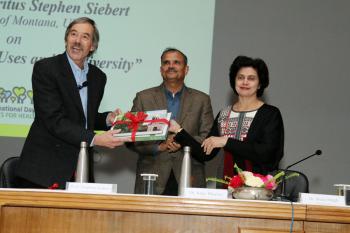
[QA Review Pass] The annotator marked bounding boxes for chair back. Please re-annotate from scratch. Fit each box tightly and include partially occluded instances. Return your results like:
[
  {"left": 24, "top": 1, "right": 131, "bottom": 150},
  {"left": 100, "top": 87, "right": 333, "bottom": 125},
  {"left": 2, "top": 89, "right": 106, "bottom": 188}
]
[
  {"left": 0, "top": 157, "right": 20, "bottom": 188},
  {"left": 273, "top": 169, "right": 309, "bottom": 202}
]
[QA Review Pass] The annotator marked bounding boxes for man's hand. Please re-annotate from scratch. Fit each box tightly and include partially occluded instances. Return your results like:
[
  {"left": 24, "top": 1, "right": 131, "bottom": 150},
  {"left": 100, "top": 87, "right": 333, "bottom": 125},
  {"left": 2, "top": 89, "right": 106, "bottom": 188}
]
[
  {"left": 201, "top": 136, "right": 228, "bottom": 155},
  {"left": 166, "top": 134, "right": 182, "bottom": 152},
  {"left": 94, "top": 129, "right": 131, "bottom": 149},
  {"left": 158, "top": 134, "right": 181, "bottom": 153},
  {"left": 107, "top": 108, "right": 122, "bottom": 126}
]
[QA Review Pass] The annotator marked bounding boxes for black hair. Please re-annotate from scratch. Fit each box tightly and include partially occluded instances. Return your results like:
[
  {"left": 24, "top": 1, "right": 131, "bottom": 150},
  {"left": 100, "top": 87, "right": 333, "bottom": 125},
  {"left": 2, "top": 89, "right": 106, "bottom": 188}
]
[
  {"left": 229, "top": 55, "right": 269, "bottom": 97},
  {"left": 161, "top": 47, "right": 188, "bottom": 65}
]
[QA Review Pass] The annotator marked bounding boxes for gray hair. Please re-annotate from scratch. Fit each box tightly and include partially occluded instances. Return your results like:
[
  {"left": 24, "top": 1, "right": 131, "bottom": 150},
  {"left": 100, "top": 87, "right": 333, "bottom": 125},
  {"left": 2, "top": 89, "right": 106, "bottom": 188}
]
[{"left": 64, "top": 17, "right": 99, "bottom": 57}]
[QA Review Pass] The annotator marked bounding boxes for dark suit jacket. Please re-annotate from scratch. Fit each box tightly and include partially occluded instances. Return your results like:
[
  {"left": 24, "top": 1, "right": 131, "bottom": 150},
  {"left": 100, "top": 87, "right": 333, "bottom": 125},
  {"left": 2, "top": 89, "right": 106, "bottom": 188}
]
[
  {"left": 16, "top": 53, "right": 109, "bottom": 188},
  {"left": 129, "top": 84, "right": 214, "bottom": 194}
]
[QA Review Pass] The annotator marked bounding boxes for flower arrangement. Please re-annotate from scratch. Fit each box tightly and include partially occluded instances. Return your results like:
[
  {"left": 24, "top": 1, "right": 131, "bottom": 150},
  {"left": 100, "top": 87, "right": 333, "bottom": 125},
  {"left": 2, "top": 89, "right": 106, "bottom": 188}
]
[{"left": 207, "top": 164, "right": 298, "bottom": 191}]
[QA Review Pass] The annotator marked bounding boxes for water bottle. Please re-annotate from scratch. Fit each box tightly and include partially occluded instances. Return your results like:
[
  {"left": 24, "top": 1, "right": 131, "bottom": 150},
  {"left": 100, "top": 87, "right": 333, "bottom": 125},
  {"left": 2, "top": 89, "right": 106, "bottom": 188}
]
[
  {"left": 75, "top": 141, "right": 89, "bottom": 183},
  {"left": 178, "top": 146, "right": 191, "bottom": 196}
]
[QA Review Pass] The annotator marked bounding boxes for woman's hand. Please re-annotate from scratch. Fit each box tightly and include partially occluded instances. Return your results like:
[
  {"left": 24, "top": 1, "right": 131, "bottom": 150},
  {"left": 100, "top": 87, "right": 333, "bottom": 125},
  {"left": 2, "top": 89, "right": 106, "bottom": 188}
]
[
  {"left": 168, "top": 119, "right": 181, "bottom": 133},
  {"left": 201, "top": 136, "right": 228, "bottom": 155}
]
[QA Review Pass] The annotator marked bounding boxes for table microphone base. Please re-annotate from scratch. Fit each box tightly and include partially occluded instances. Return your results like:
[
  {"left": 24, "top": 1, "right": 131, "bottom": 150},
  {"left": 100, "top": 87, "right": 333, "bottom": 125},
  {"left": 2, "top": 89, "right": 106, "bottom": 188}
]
[{"left": 273, "top": 195, "right": 292, "bottom": 202}]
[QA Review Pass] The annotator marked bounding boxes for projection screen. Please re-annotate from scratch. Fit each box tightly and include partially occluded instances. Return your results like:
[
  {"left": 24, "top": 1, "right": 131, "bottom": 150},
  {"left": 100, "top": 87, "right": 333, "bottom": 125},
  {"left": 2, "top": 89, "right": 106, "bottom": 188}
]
[{"left": 0, "top": 0, "right": 215, "bottom": 137}]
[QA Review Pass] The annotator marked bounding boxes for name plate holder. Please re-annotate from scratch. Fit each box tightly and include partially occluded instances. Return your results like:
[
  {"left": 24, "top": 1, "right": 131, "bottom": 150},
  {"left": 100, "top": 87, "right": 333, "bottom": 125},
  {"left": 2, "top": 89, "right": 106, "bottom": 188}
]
[
  {"left": 183, "top": 188, "right": 229, "bottom": 200},
  {"left": 299, "top": 193, "right": 345, "bottom": 206},
  {"left": 66, "top": 182, "right": 117, "bottom": 194}
]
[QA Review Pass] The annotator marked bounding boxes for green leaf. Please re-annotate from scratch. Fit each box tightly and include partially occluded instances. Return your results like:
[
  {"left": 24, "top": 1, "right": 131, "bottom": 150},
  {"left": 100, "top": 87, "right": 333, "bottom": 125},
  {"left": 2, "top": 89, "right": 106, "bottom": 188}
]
[
  {"left": 234, "top": 163, "right": 243, "bottom": 174},
  {"left": 206, "top": 177, "right": 229, "bottom": 185}
]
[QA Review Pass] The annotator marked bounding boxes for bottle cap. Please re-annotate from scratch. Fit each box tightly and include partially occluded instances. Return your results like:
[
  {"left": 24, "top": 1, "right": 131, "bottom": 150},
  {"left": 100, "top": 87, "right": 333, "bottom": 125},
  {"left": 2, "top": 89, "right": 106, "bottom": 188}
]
[
  {"left": 184, "top": 146, "right": 191, "bottom": 153},
  {"left": 80, "top": 141, "right": 88, "bottom": 148}
]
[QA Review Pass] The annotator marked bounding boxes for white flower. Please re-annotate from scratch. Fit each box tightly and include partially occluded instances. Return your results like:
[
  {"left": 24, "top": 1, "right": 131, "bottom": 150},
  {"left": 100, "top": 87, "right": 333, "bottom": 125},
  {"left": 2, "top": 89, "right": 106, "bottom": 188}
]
[
  {"left": 243, "top": 171, "right": 264, "bottom": 187},
  {"left": 242, "top": 171, "right": 254, "bottom": 177}
]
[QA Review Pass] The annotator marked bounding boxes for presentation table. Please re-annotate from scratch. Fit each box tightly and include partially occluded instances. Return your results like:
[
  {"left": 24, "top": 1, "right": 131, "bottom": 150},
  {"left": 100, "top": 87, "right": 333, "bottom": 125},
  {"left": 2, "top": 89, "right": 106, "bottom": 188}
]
[{"left": 0, "top": 189, "right": 349, "bottom": 233}]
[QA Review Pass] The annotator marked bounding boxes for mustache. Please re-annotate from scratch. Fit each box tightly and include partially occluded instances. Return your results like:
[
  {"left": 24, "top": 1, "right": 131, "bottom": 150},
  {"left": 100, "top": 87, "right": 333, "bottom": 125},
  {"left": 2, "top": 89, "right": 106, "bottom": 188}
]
[
  {"left": 72, "top": 42, "right": 82, "bottom": 48},
  {"left": 166, "top": 68, "right": 176, "bottom": 72}
]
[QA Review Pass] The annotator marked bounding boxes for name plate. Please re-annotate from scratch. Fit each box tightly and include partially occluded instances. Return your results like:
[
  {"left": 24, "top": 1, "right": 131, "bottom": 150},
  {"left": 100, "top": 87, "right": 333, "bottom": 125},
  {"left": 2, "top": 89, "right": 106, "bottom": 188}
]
[
  {"left": 66, "top": 182, "right": 117, "bottom": 194},
  {"left": 299, "top": 193, "right": 345, "bottom": 206},
  {"left": 183, "top": 188, "right": 228, "bottom": 200}
]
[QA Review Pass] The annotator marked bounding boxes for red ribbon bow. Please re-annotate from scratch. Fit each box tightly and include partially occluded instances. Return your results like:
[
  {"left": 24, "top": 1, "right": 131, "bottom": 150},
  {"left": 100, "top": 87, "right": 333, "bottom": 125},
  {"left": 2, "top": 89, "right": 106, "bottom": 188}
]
[{"left": 124, "top": 112, "right": 148, "bottom": 141}]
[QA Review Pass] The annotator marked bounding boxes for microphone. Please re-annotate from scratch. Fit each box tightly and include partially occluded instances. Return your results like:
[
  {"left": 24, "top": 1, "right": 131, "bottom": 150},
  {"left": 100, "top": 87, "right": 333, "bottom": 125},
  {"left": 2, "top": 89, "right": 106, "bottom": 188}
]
[
  {"left": 279, "top": 149, "right": 322, "bottom": 201},
  {"left": 78, "top": 81, "right": 88, "bottom": 90},
  {"left": 285, "top": 149, "right": 322, "bottom": 170}
]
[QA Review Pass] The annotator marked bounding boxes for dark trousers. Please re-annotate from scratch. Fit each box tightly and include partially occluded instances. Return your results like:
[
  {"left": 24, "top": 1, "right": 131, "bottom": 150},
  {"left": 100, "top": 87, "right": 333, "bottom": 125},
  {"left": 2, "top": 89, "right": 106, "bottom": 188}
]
[{"left": 162, "top": 169, "right": 178, "bottom": 196}]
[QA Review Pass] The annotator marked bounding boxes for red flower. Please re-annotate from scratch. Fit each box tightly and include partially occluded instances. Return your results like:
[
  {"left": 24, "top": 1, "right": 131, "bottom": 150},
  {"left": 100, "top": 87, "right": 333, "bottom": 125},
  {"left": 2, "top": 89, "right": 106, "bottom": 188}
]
[{"left": 229, "top": 175, "right": 244, "bottom": 188}]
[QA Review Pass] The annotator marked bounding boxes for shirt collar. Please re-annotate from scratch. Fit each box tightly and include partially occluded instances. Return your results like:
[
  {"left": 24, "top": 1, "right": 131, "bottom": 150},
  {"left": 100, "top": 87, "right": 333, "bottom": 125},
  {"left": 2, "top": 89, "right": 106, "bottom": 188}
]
[
  {"left": 66, "top": 52, "right": 89, "bottom": 74},
  {"left": 163, "top": 85, "right": 185, "bottom": 98}
]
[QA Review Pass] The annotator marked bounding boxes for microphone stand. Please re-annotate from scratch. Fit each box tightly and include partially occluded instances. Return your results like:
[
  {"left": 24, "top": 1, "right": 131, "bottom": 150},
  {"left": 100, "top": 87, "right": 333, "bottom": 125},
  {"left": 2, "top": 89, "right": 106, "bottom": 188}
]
[
  {"left": 276, "top": 172, "right": 290, "bottom": 201},
  {"left": 277, "top": 150, "right": 322, "bottom": 202}
]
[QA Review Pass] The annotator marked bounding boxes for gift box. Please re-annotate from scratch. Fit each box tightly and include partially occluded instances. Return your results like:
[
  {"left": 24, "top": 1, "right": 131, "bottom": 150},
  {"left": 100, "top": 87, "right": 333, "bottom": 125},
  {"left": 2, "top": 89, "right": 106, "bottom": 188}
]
[{"left": 111, "top": 110, "right": 171, "bottom": 141}]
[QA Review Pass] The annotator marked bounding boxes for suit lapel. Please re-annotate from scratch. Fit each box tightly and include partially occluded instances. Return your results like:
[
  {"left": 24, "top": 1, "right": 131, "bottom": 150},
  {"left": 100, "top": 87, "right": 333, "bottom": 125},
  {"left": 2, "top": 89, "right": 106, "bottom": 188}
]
[
  {"left": 59, "top": 54, "right": 85, "bottom": 122},
  {"left": 153, "top": 85, "right": 167, "bottom": 110},
  {"left": 177, "top": 87, "right": 192, "bottom": 125}
]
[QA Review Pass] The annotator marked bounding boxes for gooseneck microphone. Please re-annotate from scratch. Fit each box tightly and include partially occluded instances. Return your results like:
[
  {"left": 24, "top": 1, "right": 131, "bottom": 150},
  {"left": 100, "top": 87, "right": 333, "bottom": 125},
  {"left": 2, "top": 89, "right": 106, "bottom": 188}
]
[
  {"left": 279, "top": 149, "right": 322, "bottom": 201},
  {"left": 285, "top": 149, "right": 322, "bottom": 170},
  {"left": 78, "top": 81, "right": 88, "bottom": 90}
]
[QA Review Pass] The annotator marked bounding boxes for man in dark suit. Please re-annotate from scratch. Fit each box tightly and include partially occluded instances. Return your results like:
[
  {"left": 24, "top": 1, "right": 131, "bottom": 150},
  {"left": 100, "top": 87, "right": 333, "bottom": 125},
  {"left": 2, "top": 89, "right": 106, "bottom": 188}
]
[
  {"left": 129, "top": 48, "right": 214, "bottom": 195},
  {"left": 16, "top": 17, "right": 130, "bottom": 189}
]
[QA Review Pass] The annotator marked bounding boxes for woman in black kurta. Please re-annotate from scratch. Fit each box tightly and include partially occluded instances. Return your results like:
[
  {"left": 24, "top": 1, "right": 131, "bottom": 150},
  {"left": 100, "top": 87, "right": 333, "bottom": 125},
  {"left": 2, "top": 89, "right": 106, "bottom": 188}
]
[{"left": 171, "top": 55, "right": 284, "bottom": 176}]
